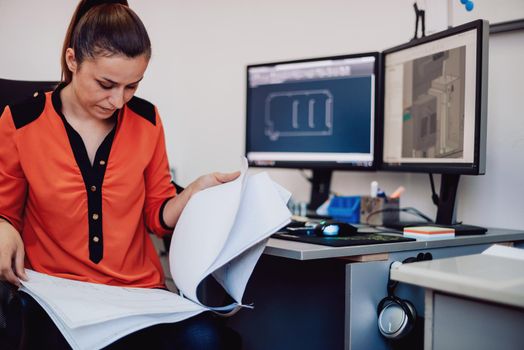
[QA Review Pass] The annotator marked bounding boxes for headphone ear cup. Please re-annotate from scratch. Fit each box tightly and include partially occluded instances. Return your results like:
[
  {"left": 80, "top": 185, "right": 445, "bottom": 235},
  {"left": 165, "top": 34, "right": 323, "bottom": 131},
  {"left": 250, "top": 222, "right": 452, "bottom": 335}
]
[
  {"left": 377, "top": 296, "right": 416, "bottom": 340},
  {"left": 398, "top": 299, "right": 416, "bottom": 336},
  {"left": 376, "top": 295, "right": 392, "bottom": 316}
]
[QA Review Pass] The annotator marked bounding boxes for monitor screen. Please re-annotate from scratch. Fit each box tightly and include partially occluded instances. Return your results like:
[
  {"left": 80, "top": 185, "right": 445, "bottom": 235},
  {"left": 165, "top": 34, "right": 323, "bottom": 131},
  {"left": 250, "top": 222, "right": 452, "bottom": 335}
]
[
  {"left": 381, "top": 20, "right": 488, "bottom": 175},
  {"left": 246, "top": 52, "right": 379, "bottom": 170}
]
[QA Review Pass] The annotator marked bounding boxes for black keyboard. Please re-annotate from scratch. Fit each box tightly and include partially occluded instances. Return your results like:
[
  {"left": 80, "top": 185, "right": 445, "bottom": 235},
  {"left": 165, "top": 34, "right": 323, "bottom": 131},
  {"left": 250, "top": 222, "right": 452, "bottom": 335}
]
[
  {"left": 383, "top": 222, "right": 487, "bottom": 236},
  {"left": 443, "top": 224, "right": 487, "bottom": 236},
  {"left": 272, "top": 232, "right": 415, "bottom": 247}
]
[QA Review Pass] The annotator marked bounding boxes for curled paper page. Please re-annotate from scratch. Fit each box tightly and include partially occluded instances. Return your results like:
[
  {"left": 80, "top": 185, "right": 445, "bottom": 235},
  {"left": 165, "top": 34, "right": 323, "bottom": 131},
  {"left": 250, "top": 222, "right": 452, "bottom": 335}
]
[
  {"left": 169, "top": 158, "right": 248, "bottom": 303},
  {"left": 209, "top": 173, "right": 292, "bottom": 304},
  {"left": 170, "top": 159, "right": 291, "bottom": 306}
]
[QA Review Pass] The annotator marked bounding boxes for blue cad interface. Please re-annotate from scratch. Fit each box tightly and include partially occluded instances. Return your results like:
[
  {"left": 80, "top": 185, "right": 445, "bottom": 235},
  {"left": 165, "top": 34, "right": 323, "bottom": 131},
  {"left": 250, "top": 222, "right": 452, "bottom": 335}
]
[{"left": 248, "top": 76, "right": 372, "bottom": 154}]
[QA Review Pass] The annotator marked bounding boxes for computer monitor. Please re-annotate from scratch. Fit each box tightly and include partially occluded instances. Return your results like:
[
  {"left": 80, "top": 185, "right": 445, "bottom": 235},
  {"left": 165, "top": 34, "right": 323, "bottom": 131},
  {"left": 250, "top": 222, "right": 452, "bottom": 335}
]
[
  {"left": 246, "top": 53, "right": 379, "bottom": 210},
  {"left": 381, "top": 20, "right": 489, "bottom": 225}
]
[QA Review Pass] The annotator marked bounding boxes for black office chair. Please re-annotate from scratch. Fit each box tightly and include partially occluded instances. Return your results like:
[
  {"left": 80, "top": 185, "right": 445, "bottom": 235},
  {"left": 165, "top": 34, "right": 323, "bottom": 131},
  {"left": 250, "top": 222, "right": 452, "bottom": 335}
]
[
  {"left": 0, "top": 78, "right": 242, "bottom": 350},
  {"left": 0, "top": 78, "right": 58, "bottom": 113}
]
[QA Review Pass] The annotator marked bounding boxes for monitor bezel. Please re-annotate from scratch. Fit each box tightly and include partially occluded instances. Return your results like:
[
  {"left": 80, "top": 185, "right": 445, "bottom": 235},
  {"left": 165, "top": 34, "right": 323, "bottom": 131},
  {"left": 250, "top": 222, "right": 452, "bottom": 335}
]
[
  {"left": 379, "top": 19, "right": 488, "bottom": 175},
  {"left": 245, "top": 51, "right": 381, "bottom": 172}
]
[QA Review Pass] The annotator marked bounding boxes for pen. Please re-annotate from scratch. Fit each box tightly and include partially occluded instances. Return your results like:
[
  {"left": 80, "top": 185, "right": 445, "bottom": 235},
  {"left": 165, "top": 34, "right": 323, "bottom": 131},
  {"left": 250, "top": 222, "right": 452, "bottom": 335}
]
[{"left": 390, "top": 186, "right": 405, "bottom": 199}]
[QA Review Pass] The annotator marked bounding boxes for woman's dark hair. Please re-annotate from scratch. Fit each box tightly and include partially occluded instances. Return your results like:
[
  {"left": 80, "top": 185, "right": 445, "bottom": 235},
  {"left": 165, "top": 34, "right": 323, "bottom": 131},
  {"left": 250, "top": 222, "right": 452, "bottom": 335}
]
[{"left": 61, "top": 0, "right": 151, "bottom": 83}]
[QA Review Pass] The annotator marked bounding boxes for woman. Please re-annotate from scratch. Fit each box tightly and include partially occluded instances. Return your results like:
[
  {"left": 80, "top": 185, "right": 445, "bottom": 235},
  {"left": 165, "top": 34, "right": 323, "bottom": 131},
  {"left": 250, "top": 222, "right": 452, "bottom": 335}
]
[{"left": 0, "top": 0, "right": 239, "bottom": 348}]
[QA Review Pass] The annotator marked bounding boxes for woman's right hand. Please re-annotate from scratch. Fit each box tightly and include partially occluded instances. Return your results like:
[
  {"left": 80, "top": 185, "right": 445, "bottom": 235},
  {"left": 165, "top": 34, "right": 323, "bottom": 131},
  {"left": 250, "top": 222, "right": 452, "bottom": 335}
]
[{"left": 0, "top": 219, "right": 27, "bottom": 287}]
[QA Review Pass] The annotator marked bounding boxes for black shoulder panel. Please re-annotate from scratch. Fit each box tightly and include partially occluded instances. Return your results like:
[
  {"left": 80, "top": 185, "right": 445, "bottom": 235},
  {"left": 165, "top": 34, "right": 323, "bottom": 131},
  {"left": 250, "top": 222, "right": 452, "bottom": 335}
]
[
  {"left": 127, "top": 96, "right": 156, "bottom": 125},
  {"left": 10, "top": 92, "right": 46, "bottom": 129}
]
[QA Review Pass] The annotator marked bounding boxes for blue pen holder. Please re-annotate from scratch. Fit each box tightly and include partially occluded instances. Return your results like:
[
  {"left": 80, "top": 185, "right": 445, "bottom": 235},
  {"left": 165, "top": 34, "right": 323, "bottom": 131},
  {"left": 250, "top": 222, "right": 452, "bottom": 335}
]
[{"left": 327, "top": 196, "right": 361, "bottom": 223}]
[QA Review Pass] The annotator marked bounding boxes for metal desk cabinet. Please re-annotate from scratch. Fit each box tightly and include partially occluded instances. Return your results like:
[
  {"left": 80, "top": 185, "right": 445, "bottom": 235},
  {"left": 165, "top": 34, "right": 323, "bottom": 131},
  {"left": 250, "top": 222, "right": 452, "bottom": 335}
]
[{"left": 226, "top": 229, "right": 524, "bottom": 350}]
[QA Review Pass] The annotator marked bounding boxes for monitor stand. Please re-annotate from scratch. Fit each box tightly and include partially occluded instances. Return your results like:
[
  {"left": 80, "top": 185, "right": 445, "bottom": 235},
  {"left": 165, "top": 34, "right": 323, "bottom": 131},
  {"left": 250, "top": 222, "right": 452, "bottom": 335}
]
[
  {"left": 434, "top": 174, "right": 487, "bottom": 234},
  {"left": 435, "top": 173, "right": 460, "bottom": 225},
  {"left": 308, "top": 169, "right": 333, "bottom": 212}
]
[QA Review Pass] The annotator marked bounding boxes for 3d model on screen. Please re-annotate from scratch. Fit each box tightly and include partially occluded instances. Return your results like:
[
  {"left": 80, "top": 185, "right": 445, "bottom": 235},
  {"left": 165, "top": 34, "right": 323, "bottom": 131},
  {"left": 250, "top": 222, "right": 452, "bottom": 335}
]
[{"left": 402, "top": 46, "right": 466, "bottom": 159}]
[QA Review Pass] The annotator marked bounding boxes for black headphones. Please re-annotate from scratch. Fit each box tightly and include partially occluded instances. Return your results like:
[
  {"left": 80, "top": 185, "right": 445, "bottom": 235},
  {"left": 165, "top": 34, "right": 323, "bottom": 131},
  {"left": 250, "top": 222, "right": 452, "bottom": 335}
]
[{"left": 377, "top": 253, "right": 432, "bottom": 340}]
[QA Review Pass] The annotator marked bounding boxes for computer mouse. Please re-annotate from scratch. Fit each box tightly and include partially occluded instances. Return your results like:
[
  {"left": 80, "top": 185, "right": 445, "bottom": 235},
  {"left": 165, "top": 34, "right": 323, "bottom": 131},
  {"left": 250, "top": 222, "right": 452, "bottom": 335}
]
[{"left": 313, "top": 220, "right": 358, "bottom": 237}]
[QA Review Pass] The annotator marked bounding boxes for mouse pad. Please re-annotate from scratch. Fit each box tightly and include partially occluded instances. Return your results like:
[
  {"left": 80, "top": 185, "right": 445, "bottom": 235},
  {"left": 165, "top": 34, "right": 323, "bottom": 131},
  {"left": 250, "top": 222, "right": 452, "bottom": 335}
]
[{"left": 272, "top": 233, "right": 415, "bottom": 247}]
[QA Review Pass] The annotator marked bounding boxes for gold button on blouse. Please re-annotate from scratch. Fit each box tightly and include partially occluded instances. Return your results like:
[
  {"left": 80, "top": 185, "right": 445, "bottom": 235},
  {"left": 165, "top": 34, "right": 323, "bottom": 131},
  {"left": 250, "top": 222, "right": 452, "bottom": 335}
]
[
  {"left": 90, "top": 185, "right": 97, "bottom": 192},
  {"left": 93, "top": 236, "right": 100, "bottom": 243},
  {"left": 99, "top": 160, "right": 106, "bottom": 166},
  {"left": 92, "top": 213, "right": 99, "bottom": 220}
]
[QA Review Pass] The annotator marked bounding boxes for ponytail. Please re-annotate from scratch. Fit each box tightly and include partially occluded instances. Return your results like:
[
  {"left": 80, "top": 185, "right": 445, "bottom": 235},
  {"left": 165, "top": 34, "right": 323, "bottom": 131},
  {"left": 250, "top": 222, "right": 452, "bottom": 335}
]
[{"left": 61, "top": 0, "right": 151, "bottom": 83}]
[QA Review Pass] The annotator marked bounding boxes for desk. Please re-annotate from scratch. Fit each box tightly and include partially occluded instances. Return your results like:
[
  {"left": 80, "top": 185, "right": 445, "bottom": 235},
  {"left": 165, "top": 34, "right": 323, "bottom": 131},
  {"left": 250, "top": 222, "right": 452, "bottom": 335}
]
[
  {"left": 391, "top": 248, "right": 524, "bottom": 350},
  {"left": 226, "top": 228, "right": 524, "bottom": 350}
]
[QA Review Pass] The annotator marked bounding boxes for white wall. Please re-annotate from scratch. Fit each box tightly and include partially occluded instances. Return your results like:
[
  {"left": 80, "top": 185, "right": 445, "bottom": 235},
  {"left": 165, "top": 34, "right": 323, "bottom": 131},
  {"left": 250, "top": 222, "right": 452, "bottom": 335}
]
[
  {"left": 450, "top": 0, "right": 524, "bottom": 26},
  {"left": 1, "top": 0, "right": 523, "bottom": 229}
]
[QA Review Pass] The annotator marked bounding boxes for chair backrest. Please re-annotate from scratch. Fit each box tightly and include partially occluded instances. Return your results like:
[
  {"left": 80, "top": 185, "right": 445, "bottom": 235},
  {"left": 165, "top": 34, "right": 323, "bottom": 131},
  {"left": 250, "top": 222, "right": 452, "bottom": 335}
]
[{"left": 0, "top": 78, "right": 58, "bottom": 113}]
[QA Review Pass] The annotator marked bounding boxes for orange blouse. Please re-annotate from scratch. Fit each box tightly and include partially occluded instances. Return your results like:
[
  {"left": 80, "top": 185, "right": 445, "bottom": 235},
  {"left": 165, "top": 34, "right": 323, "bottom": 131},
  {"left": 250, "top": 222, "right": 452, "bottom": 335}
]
[{"left": 0, "top": 84, "right": 176, "bottom": 288}]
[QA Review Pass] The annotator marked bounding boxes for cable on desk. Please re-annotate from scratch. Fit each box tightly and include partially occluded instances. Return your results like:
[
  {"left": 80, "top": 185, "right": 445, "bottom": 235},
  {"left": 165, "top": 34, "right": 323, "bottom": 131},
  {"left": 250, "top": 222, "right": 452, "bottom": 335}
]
[{"left": 365, "top": 207, "right": 434, "bottom": 226}]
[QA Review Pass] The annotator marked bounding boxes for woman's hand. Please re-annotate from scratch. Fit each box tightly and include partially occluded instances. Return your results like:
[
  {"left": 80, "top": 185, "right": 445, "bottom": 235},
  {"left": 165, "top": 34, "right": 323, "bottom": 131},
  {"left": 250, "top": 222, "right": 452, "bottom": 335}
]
[
  {"left": 188, "top": 171, "right": 241, "bottom": 195},
  {"left": 0, "top": 219, "right": 27, "bottom": 287},
  {"left": 162, "top": 171, "right": 240, "bottom": 229}
]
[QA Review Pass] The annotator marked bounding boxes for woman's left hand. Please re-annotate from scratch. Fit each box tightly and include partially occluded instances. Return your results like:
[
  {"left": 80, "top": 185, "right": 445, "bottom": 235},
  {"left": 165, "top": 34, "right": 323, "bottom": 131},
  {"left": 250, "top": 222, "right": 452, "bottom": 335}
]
[
  {"left": 188, "top": 171, "right": 241, "bottom": 195},
  {"left": 162, "top": 171, "right": 241, "bottom": 228}
]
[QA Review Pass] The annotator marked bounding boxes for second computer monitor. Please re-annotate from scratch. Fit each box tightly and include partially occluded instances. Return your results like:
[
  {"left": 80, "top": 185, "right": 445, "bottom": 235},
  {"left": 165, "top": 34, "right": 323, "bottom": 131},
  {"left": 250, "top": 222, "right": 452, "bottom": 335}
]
[
  {"left": 380, "top": 20, "right": 489, "bottom": 225},
  {"left": 381, "top": 20, "right": 488, "bottom": 175}
]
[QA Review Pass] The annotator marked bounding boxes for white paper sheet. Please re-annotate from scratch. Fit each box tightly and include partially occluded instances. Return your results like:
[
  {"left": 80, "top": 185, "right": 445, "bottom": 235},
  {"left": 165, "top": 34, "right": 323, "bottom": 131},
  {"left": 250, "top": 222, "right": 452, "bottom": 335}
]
[
  {"left": 21, "top": 270, "right": 204, "bottom": 328},
  {"left": 208, "top": 173, "right": 291, "bottom": 302},
  {"left": 169, "top": 159, "right": 248, "bottom": 302},
  {"left": 170, "top": 164, "right": 291, "bottom": 304},
  {"left": 21, "top": 270, "right": 206, "bottom": 350},
  {"left": 212, "top": 240, "right": 268, "bottom": 303},
  {"left": 207, "top": 173, "right": 291, "bottom": 274}
]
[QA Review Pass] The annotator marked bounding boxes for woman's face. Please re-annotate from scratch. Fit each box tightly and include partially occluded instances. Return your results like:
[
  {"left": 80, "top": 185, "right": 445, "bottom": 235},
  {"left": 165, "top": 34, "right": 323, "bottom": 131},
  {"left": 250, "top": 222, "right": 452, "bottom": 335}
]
[{"left": 66, "top": 49, "right": 149, "bottom": 120}]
